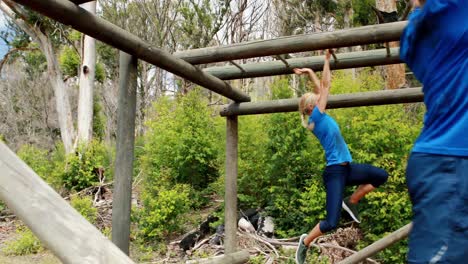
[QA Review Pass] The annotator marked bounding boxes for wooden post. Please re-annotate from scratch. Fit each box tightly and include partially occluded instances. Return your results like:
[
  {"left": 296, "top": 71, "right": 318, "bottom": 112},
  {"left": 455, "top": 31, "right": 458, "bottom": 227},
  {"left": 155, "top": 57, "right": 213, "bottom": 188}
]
[
  {"left": 204, "top": 48, "right": 401, "bottom": 80},
  {"left": 174, "top": 22, "right": 407, "bottom": 65},
  {"left": 225, "top": 115, "right": 238, "bottom": 254},
  {"left": 337, "top": 223, "right": 412, "bottom": 264},
  {"left": 13, "top": 0, "right": 250, "bottom": 102},
  {"left": 0, "top": 143, "right": 135, "bottom": 264},
  {"left": 111, "top": 52, "right": 138, "bottom": 254},
  {"left": 220, "top": 88, "right": 424, "bottom": 116}
]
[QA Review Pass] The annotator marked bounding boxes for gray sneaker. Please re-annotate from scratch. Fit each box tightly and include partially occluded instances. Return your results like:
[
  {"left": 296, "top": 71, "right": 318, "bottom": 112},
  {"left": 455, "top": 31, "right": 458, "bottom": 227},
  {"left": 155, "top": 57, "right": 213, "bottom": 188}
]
[
  {"left": 295, "top": 234, "right": 308, "bottom": 264},
  {"left": 342, "top": 196, "right": 361, "bottom": 223}
]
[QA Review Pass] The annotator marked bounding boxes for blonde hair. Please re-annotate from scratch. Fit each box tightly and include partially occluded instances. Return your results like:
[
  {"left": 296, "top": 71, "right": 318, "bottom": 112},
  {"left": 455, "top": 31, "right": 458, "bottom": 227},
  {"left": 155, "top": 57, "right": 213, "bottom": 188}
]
[{"left": 298, "top": 92, "right": 319, "bottom": 128}]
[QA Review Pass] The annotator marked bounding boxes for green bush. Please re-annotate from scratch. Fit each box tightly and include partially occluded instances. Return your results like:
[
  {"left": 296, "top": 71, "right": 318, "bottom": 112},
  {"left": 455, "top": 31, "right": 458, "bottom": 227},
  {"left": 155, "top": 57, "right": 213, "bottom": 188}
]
[
  {"left": 59, "top": 46, "right": 80, "bottom": 78},
  {"left": 17, "top": 144, "right": 53, "bottom": 181},
  {"left": 17, "top": 143, "right": 64, "bottom": 190},
  {"left": 70, "top": 195, "right": 98, "bottom": 224},
  {"left": 61, "top": 140, "right": 111, "bottom": 191},
  {"left": 136, "top": 184, "right": 190, "bottom": 241},
  {"left": 142, "top": 88, "right": 223, "bottom": 192},
  {"left": 2, "top": 227, "right": 43, "bottom": 255}
]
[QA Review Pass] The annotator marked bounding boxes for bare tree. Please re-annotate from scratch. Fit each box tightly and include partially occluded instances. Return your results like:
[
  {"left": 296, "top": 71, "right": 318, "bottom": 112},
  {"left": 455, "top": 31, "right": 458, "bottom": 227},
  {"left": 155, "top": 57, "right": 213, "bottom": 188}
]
[
  {"left": 0, "top": 0, "right": 76, "bottom": 153},
  {"left": 0, "top": 61, "right": 56, "bottom": 151}
]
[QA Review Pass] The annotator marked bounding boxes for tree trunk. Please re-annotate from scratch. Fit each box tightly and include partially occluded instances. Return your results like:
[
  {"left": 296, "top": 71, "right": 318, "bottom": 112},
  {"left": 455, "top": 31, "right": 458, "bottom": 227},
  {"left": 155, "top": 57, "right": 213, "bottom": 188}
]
[
  {"left": 0, "top": 1, "right": 75, "bottom": 153},
  {"left": 376, "top": 0, "right": 406, "bottom": 89},
  {"left": 77, "top": 1, "right": 97, "bottom": 145}
]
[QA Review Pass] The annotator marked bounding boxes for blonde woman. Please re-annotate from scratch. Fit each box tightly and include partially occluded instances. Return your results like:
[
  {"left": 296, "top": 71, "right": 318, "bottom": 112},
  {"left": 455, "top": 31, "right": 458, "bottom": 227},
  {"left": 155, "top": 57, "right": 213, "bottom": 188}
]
[{"left": 294, "top": 50, "right": 389, "bottom": 264}]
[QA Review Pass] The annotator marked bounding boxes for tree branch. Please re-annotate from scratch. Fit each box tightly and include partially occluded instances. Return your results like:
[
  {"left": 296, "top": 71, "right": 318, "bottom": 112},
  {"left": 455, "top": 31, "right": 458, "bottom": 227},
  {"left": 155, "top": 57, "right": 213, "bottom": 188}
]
[{"left": 0, "top": 47, "right": 39, "bottom": 73}]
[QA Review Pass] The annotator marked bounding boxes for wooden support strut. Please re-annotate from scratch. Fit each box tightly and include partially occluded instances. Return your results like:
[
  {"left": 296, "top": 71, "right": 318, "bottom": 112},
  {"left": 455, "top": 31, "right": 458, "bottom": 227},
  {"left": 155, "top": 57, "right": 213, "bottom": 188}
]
[
  {"left": 337, "top": 223, "right": 412, "bottom": 264},
  {"left": 204, "top": 48, "right": 401, "bottom": 80},
  {"left": 275, "top": 55, "right": 290, "bottom": 68},
  {"left": 220, "top": 88, "right": 423, "bottom": 116},
  {"left": 12, "top": 0, "right": 250, "bottom": 102},
  {"left": 174, "top": 21, "right": 407, "bottom": 65},
  {"left": 229, "top": 60, "right": 246, "bottom": 73},
  {"left": 0, "top": 143, "right": 135, "bottom": 264}
]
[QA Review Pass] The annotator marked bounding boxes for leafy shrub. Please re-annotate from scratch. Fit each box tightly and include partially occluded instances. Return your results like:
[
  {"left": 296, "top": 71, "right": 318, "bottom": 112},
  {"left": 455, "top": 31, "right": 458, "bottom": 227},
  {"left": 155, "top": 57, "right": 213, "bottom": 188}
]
[
  {"left": 136, "top": 184, "right": 190, "bottom": 241},
  {"left": 17, "top": 144, "right": 53, "bottom": 181},
  {"left": 2, "top": 227, "right": 42, "bottom": 255},
  {"left": 61, "top": 140, "right": 111, "bottom": 191},
  {"left": 70, "top": 195, "right": 98, "bottom": 224},
  {"left": 59, "top": 46, "right": 80, "bottom": 78},
  {"left": 17, "top": 143, "right": 64, "bottom": 190},
  {"left": 142, "top": 88, "right": 223, "bottom": 192}
]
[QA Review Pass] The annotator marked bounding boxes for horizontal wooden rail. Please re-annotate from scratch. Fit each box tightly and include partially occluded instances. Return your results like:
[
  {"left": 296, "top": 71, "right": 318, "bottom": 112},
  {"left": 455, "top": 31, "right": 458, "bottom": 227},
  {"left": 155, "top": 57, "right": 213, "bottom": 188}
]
[
  {"left": 337, "top": 223, "right": 412, "bottom": 264},
  {"left": 220, "top": 88, "right": 423, "bottom": 116},
  {"left": 0, "top": 143, "right": 135, "bottom": 264},
  {"left": 13, "top": 0, "right": 250, "bottom": 102},
  {"left": 204, "top": 48, "right": 401, "bottom": 80},
  {"left": 186, "top": 250, "right": 250, "bottom": 264},
  {"left": 175, "top": 22, "right": 407, "bottom": 65}
]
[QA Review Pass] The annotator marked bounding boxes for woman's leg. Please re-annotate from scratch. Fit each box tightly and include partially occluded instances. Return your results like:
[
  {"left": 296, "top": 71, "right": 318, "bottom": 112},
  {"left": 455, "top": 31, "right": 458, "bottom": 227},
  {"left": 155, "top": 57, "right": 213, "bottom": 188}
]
[
  {"left": 305, "top": 165, "right": 347, "bottom": 245},
  {"left": 303, "top": 223, "right": 322, "bottom": 246},
  {"left": 349, "top": 184, "right": 375, "bottom": 204},
  {"left": 346, "top": 163, "right": 389, "bottom": 197}
]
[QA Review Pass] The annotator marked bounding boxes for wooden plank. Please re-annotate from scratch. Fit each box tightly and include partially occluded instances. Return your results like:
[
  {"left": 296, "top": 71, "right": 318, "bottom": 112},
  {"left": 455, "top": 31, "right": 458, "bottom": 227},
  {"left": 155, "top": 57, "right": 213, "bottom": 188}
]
[
  {"left": 220, "top": 88, "right": 423, "bottom": 116},
  {"left": 204, "top": 48, "right": 401, "bottom": 80},
  {"left": 0, "top": 143, "right": 135, "bottom": 264},
  {"left": 13, "top": 0, "right": 250, "bottom": 102},
  {"left": 186, "top": 250, "right": 250, "bottom": 264},
  {"left": 111, "top": 52, "right": 137, "bottom": 254},
  {"left": 174, "top": 21, "right": 407, "bottom": 65},
  {"left": 337, "top": 223, "right": 412, "bottom": 264},
  {"left": 225, "top": 116, "right": 238, "bottom": 254}
]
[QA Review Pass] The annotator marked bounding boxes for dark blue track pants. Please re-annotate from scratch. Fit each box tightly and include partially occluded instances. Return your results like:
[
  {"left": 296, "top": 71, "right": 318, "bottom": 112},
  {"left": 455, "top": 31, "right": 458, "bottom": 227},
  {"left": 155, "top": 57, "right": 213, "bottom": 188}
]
[
  {"left": 406, "top": 152, "right": 468, "bottom": 264},
  {"left": 319, "top": 163, "right": 388, "bottom": 233}
]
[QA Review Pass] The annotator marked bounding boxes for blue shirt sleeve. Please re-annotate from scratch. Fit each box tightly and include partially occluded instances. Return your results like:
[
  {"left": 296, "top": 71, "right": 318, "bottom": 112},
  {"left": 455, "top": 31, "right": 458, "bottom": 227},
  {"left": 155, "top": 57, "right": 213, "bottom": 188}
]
[{"left": 400, "top": 0, "right": 466, "bottom": 72}]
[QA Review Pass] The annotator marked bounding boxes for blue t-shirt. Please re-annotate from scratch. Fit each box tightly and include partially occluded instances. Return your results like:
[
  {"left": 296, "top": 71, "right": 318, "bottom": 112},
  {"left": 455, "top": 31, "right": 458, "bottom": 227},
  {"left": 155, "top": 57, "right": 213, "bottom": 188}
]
[
  {"left": 400, "top": 0, "right": 468, "bottom": 157},
  {"left": 309, "top": 107, "right": 352, "bottom": 166}
]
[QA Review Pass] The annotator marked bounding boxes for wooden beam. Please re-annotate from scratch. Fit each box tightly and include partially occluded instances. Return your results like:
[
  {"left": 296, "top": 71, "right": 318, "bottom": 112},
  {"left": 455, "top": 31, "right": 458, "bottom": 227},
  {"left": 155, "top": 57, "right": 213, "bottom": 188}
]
[
  {"left": 225, "top": 116, "right": 238, "bottom": 254},
  {"left": 0, "top": 143, "right": 135, "bottom": 264},
  {"left": 13, "top": 0, "right": 250, "bottom": 102},
  {"left": 174, "top": 22, "right": 407, "bottom": 65},
  {"left": 111, "top": 52, "right": 137, "bottom": 254},
  {"left": 337, "top": 223, "right": 412, "bottom": 264},
  {"left": 186, "top": 250, "right": 250, "bottom": 264},
  {"left": 220, "top": 88, "right": 423, "bottom": 116},
  {"left": 205, "top": 48, "right": 401, "bottom": 80}
]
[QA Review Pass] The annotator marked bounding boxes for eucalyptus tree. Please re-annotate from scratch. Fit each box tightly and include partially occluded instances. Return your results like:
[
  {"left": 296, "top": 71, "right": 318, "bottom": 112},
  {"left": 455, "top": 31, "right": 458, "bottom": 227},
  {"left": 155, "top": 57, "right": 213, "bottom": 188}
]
[
  {"left": 77, "top": 1, "right": 98, "bottom": 146},
  {"left": 0, "top": 0, "right": 76, "bottom": 153}
]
